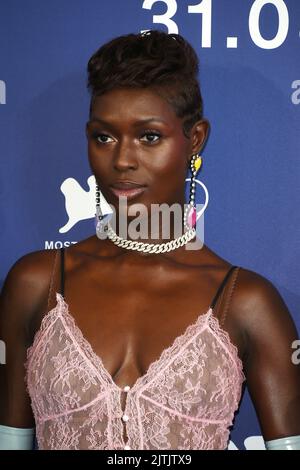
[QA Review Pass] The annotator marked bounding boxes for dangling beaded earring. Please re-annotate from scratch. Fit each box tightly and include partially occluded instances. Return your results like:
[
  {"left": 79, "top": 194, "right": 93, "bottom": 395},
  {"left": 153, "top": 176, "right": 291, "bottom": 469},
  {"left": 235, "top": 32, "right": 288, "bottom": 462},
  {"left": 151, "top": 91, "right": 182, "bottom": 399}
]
[
  {"left": 183, "top": 153, "right": 203, "bottom": 231},
  {"left": 95, "top": 183, "right": 110, "bottom": 235}
]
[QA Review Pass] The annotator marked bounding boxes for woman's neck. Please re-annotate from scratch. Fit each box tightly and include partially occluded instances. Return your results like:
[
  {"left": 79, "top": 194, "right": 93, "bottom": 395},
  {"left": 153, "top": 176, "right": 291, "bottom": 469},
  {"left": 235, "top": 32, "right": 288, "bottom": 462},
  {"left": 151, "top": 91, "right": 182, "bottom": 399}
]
[{"left": 111, "top": 205, "right": 188, "bottom": 244}]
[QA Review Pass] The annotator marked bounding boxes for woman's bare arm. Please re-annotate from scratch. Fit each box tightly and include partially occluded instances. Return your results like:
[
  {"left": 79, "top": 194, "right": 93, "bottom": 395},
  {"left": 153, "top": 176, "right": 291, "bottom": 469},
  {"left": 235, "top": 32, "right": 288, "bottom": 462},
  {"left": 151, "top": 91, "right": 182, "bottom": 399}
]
[
  {"left": 235, "top": 269, "right": 300, "bottom": 440},
  {"left": 0, "top": 251, "right": 50, "bottom": 428}
]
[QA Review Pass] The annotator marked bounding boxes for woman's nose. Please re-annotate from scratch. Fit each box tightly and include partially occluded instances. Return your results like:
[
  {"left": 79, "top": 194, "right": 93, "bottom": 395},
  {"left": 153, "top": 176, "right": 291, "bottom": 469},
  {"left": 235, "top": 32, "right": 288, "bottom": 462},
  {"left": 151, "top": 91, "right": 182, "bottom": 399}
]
[{"left": 113, "top": 139, "right": 138, "bottom": 171}]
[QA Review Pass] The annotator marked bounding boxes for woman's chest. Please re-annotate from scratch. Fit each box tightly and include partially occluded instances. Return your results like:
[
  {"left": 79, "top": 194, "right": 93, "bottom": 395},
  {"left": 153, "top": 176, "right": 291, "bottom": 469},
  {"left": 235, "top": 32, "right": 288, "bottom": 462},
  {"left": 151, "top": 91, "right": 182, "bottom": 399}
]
[
  {"left": 52, "top": 264, "right": 244, "bottom": 387},
  {"left": 30, "top": 252, "right": 245, "bottom": 390}
]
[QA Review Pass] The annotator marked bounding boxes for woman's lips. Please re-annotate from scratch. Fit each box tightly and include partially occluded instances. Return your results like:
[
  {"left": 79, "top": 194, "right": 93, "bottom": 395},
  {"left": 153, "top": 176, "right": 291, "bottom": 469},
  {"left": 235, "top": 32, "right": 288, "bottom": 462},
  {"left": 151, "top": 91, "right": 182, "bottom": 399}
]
[{"left": 109, "top": 186, "right": 146, "bottom": 200}]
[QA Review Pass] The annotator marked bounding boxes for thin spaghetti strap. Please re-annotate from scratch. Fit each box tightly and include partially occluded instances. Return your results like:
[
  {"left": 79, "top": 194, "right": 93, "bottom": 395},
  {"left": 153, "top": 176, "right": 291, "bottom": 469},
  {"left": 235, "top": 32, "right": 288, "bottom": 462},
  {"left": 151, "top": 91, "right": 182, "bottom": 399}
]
[
  {"left": 46, "top": 249, "right": 59, "bottom": 311},
  {"left": 218, "top": 266, "right": 240, "bottom": 326},
  {"left": 60, "top": 247, "right": 65, "bottom": 297},
  {"left": 210, "top": 265, "right": 238, "bottom": 309}
]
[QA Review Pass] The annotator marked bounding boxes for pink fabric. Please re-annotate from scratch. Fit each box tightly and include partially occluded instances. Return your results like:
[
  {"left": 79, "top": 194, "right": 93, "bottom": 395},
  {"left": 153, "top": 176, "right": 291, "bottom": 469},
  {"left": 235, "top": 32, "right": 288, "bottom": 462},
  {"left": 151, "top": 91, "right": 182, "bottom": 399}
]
[{"left": 25, "top": 292, "right": 245, "bottom": 450}]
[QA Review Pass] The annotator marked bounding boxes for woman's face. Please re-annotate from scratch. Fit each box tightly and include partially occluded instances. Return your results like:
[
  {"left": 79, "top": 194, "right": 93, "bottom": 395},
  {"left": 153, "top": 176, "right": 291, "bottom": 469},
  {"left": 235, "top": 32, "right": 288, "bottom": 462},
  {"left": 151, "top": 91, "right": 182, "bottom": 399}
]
[{"left": 86, "top": 87, "right": 209, "bottom": 221}]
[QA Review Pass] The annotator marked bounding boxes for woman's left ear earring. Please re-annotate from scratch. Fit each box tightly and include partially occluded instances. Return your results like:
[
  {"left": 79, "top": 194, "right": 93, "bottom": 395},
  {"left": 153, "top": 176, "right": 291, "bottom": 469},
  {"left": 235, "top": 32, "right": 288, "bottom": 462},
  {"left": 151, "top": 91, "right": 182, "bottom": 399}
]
[{"left": 184, "top": 153, "right": 203, "bottom": 230}]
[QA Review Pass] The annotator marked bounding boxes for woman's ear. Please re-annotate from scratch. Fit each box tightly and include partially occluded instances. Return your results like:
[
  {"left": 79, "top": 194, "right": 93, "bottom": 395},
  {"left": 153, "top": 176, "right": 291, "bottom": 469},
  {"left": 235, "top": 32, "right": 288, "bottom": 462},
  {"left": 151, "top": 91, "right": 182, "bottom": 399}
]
[{"left": 187, "top": 119, "right": 210, "bottom": 163}]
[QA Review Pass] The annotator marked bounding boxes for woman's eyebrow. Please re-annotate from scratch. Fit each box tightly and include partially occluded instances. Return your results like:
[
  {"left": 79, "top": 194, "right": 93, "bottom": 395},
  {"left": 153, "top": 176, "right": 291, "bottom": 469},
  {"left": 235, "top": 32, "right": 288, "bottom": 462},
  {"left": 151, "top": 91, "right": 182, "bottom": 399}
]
[{"left": 88, "top": 117, "right": 167, "bottom": 126}]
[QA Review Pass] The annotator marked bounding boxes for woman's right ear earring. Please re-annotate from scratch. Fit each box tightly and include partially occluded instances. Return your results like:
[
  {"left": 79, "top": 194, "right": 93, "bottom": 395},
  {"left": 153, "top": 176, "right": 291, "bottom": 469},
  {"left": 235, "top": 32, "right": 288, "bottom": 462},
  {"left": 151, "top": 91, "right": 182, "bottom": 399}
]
[{"left": 95, "top": 184, "right": 110, "bottom": 235}]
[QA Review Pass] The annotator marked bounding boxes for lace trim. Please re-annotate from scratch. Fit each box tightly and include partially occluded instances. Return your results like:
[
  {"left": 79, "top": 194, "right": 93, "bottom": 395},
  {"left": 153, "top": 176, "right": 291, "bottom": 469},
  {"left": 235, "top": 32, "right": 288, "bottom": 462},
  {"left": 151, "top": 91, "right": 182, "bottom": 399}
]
[
  {"left": 25, "top": 298, "right": 63, "bottom": 369},
  {"left": 207, "top": 314, "right": 245, "bottom": 385},
  {"left": 57, "top": 298, "right": 112, "bottom": 389},
  {"left": 39, "top": 389, "right": 108, "bottom": 423},
  {"left": 141, "top": 395, "right": 228, "bottom": 424},
  {"left": 134, "top": 309, "right": 213, "bottom": 394}
]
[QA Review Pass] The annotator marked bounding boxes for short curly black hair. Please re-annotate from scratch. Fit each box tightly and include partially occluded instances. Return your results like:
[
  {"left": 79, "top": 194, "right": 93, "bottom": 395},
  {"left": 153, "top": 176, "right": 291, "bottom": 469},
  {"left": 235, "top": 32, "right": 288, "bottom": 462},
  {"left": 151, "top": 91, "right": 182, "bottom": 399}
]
[{"left": 87, "top": 30, "right": 203, "bottom": 139}]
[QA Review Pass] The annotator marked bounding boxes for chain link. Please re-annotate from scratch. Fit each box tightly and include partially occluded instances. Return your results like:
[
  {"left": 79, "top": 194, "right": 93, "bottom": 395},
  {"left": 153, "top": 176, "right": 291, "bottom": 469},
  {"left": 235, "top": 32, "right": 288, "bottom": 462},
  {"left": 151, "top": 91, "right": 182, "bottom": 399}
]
[{"left": 105, "top": 222, "right": 197, "bottom": 254}]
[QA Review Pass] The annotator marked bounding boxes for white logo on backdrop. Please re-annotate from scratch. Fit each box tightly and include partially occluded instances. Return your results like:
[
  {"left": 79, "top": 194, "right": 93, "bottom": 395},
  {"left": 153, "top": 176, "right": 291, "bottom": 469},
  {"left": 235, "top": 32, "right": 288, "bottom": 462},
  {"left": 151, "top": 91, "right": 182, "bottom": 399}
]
[
  {"left": 142, "top": 0, "right": 291, "bottom": 50},
  {"left": 59, "top": 175, "right": 112, "bottom": 233}
]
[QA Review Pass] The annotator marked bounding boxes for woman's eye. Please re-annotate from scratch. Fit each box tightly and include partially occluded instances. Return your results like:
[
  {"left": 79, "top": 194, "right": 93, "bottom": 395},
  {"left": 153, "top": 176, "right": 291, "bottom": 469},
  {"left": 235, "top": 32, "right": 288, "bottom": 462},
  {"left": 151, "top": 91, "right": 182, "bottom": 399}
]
[
  {"left": 92, "top": 133, "right": 113, "bottom": 144},
  {"left": 141, "top": 132, "right": 161, "bottom": 143}
]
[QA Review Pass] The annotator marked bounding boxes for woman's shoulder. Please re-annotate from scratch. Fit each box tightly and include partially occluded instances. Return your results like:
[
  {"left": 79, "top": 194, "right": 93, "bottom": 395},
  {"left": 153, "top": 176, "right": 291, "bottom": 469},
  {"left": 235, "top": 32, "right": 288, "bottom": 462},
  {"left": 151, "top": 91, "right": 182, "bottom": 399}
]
[
  {"left": 4, "top": 248, "right": 58, "bottom": 287},
  {"left": 3, "top": 248, "right": 55, "bottom": 290},
  {"left": 229, "top": 266, "right": 297, "bottom": 352},
  {"left": 2, "top": 236, "right": 97, "bottom": 301},
  {"left": 0, "top": 248, "right": 60, "bottom": 336},
  {"left": 232, "top": 266, "right": 289, "bottom": 317},
  {"left": 2, "top": 235, "right": 106, "bottom": 293}
]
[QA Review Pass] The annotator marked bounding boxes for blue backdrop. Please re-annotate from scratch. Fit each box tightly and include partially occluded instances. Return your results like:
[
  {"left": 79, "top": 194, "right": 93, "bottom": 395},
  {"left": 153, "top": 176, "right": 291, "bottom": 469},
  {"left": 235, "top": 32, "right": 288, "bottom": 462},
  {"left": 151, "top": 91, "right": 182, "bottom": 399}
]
[{"left": 0, "top": 0, "right": 299, "bottom": 450}]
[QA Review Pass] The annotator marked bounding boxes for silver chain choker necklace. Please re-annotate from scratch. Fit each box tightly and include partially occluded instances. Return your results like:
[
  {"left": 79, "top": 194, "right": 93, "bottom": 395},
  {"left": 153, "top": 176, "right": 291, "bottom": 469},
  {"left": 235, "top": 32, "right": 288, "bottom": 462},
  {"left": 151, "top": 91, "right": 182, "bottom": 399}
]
[{"left": 98, "top": 221, "right": 196, "bottom": 254}]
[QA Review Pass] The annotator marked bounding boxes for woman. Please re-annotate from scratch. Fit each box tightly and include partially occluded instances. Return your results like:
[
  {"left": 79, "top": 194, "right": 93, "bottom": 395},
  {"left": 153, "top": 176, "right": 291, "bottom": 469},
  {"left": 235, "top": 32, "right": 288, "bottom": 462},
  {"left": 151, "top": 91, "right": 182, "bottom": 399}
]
[{"left": 0, "top": 30, "right": 299, "bottom": 451}]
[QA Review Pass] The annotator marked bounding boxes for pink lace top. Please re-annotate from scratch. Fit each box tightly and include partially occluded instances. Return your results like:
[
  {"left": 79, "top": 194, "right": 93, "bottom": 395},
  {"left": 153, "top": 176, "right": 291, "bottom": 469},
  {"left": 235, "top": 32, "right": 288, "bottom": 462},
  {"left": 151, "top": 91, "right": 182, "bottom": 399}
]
[{"left": 25, "top": 290, "right": 245, "bottom": 450}]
